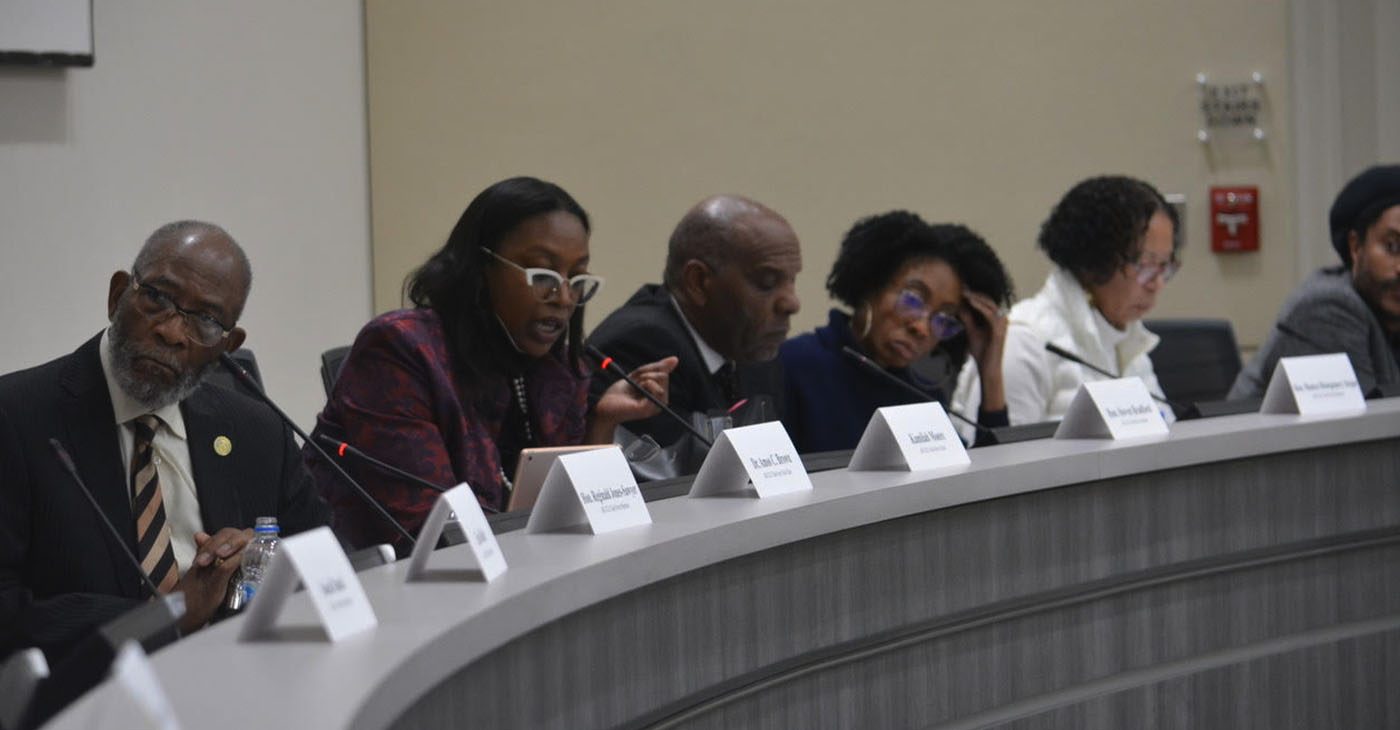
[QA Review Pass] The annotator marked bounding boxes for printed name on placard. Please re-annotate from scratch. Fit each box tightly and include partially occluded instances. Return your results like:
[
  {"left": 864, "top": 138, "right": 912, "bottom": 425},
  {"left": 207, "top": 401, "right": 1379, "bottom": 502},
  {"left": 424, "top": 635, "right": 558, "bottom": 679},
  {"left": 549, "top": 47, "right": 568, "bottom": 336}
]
[{"left": 579, "top": 483, "right": 642, "bottom": 514}]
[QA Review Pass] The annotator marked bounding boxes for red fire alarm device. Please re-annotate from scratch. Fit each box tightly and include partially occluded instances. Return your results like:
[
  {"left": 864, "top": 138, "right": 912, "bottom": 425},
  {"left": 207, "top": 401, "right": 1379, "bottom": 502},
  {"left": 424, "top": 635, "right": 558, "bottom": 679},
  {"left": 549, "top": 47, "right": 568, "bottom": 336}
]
[{"left": 1209, "top": 186, "right": 1259, "bottom": 252}]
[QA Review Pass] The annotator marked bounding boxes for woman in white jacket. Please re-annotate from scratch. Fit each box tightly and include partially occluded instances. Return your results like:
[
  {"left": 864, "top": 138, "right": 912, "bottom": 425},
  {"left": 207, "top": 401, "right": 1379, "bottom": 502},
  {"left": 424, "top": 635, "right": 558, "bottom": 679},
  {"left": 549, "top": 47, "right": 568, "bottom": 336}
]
[{"left": 955, "top": 175, "right": 1180, "bottom": 427}]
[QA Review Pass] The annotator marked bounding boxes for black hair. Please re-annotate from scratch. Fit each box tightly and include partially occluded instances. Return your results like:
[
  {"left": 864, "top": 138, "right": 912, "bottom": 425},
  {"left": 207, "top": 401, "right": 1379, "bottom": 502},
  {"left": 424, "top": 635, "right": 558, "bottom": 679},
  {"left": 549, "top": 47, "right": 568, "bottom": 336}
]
[
  {"left": 928, "top": 223, "right": 1014, "bottom": 309},
  {"left": 1037, "top": 175, "right": 1180, "bottom": 286},
  {"left": 826, "top": 210, "right": 936, "bottom": 309},
  {"left": 926, "top": 223, "right": 1014, "bottom": 369},
  {"left": 1329, "top": 164, "right": 1400, "bottom": 267},
  {"left": 404, "top": 176, "right": 590, "bottom": 393},
  {"left": 827, "top": 212, "right": 1014, "bottom": 370}
]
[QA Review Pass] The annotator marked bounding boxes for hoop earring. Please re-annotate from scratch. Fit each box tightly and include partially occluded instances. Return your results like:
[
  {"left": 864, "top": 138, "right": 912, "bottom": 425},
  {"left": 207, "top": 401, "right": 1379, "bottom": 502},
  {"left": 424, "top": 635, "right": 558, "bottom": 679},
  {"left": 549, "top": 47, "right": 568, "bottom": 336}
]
[{"left": 852, "top": 304, "right": 873, "bottom": 340}]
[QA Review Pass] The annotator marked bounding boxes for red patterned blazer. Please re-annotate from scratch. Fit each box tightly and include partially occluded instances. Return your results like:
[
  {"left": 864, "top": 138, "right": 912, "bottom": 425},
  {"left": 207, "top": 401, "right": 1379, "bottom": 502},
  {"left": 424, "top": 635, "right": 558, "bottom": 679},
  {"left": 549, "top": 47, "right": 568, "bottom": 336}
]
[{"left": 305, "top": 309, "right": 587, "bottom": 551}]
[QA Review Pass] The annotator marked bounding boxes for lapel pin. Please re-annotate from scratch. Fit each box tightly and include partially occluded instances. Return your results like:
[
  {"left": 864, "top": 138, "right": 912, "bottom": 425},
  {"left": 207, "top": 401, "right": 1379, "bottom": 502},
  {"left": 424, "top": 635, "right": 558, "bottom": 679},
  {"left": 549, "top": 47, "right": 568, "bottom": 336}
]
[{"left": 213, "top": 436, "right": 233, "bottom": 456}]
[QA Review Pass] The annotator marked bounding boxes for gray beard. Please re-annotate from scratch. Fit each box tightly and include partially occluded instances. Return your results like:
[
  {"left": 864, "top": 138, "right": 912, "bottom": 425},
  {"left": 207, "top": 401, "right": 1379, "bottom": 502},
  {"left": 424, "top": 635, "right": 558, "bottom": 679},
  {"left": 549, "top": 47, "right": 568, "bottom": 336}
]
[{"left": 107, "top": 320, "right": 213, "bottom": 411}]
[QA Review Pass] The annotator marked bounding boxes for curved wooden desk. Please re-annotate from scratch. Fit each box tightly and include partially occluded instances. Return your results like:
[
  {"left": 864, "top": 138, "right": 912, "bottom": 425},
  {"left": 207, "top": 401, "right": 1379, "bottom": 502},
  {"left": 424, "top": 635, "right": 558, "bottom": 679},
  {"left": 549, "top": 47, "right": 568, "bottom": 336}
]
[{"left": 48, "top": 402, "right": 1400, "bottom": 729}]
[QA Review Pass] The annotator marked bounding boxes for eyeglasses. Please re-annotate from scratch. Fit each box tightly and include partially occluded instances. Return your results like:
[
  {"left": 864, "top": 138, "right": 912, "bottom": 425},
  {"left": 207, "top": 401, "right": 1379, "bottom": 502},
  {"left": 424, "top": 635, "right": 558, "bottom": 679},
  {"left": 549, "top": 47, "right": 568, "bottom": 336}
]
[
  {"left": 128, "top": 271, "right": 234, "bottom": 347},
  {"left": 482, "top": 248, "right": 604, "bottom": 304},
  {"left": 1128, "top": 257, "right": 1181, "bottom": 286},
  {"left": 894, "top": 289, "right": 964, "bottom": 339}
]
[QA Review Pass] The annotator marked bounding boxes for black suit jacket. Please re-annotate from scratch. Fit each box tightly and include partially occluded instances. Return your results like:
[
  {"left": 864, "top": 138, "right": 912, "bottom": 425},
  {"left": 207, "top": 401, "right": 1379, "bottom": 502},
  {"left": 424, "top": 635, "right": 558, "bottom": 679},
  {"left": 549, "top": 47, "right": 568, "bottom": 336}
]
[
  {"left": 586, "top": 284, "right": 784, "bottom": 446},
  {"left": 0, "top": 334, "right": 328, "bottom": 662}
]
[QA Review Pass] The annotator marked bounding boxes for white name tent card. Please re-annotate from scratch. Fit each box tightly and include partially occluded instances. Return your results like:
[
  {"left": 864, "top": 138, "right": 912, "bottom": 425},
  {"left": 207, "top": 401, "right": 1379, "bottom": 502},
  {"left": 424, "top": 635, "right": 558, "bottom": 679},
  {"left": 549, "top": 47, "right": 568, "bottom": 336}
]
[
  {"left": 1261, "top": 353, "right": 1366, "bottom": 415},
  {"left": 688, "top": 420, "right": 812, "bottom": 498},
  {"left": 238, "top": 526, "right": 377, "bottom": 643},
  {"left": 407, "top": 484, "right": 507, "bottom": 582},
  {"left": 105, "top": 641, "right": 180, "bottom": 730},
  {"left": 1054, "top": 377, "right": 1169, "bottom": 440},
  {"left": 525, "top": 446, "right": 651, "bottom": 534},
  {"left": 847, "top": 402, "right": 970, "bottom": 472}
]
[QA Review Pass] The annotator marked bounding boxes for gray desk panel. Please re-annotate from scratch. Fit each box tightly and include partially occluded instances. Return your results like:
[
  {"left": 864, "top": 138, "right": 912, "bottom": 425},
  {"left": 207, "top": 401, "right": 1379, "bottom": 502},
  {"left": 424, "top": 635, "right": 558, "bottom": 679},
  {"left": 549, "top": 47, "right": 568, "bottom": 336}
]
[{"left": 45, "top": 401, "right": 1400, "bottom": 729}]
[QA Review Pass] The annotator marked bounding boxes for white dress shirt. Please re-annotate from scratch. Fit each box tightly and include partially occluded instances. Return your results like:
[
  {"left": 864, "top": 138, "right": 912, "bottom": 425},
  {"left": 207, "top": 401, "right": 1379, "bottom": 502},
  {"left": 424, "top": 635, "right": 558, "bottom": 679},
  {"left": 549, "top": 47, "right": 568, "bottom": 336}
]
[
  {"left": 670, "top": 294, "right": 728, "bottom": 376},
  {"left": 98, "top": 329, "right": 205, "bottom": 574}
]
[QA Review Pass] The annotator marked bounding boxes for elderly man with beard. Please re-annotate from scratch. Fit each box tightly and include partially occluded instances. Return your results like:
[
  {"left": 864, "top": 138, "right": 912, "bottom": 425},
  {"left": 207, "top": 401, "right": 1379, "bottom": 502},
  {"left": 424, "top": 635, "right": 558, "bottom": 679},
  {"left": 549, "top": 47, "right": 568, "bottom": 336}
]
[
  {"left": 0, "top": 221, "right": 327, "bottom": 666},
  {"left": 1231, "top": 165, "right": 1400, "bottom": 398}
]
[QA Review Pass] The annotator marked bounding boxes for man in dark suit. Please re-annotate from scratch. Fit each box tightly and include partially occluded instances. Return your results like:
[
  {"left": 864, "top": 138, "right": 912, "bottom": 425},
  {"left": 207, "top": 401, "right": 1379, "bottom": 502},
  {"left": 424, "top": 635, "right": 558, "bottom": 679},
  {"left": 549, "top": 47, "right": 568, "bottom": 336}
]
[
  {"left": 0, "top": 221, "right": 327, "bottom": 665},
  {"left": 587, "top": 195, "right": 802, "bottom": 449},
  {"left": 1231, "top": 165, "right": 1400, "bottom": 397}
]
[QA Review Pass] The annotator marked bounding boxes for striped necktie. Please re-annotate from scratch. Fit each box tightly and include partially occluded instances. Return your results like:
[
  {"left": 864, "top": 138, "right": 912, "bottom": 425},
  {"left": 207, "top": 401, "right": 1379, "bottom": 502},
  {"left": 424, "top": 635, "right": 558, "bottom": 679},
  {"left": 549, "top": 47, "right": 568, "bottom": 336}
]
[{"left": 130, "top": 414, "right": 179, "bottom": 595}]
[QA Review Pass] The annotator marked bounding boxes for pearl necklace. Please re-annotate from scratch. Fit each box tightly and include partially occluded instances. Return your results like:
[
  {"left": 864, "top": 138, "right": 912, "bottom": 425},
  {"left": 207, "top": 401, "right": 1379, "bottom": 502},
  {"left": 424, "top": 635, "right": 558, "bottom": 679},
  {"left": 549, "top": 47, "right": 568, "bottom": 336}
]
[{"left": 511, "top": 376, "right": 534, "bottom": 443}]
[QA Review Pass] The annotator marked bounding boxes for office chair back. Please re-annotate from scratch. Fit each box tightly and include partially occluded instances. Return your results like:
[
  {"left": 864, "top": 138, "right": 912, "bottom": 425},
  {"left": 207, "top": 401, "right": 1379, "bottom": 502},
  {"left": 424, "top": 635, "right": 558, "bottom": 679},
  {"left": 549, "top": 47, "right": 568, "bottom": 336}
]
[
  {"left": 1143, "top": 318, "right": 1243, "bottom": 405},
  {"left": 321, "top": 345, "right": 352, "bottom": 397}
]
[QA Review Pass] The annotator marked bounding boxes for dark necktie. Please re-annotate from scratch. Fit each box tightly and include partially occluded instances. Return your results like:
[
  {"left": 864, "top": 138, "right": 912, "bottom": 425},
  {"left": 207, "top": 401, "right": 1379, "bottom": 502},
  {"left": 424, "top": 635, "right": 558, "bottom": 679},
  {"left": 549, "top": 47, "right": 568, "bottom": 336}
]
[
  {"left": 130, "top": 415, "right": 179, "bottom": 595},
  {"left": 715, "top": 362, "right": 740, "bottom": 405}
]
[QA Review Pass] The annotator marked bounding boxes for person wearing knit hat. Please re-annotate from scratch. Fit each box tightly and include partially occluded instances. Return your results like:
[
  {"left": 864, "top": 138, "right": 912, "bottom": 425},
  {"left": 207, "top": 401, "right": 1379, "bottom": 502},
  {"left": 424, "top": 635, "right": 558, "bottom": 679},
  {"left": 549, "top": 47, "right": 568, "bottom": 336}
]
[{"left": 1230, "top": 164, "right": 1400, "bottom": 398}]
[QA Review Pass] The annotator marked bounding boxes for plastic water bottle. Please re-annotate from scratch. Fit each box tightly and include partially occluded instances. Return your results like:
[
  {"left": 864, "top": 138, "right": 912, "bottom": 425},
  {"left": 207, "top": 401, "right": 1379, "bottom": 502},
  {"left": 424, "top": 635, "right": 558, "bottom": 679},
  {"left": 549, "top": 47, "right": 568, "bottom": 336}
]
[{"left": 238, "top": 516, "right": 281, "bottom": 603}]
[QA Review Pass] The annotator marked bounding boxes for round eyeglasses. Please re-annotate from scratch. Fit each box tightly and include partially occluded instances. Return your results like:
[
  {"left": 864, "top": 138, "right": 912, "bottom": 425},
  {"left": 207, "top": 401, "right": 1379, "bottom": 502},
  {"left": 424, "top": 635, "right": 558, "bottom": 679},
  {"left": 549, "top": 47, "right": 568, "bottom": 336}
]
[
  {"left": 482, "top": 248, "right": 604, "bottom": 304},
  {"left": 128, "top": 272, "right": 234, "bottom": 347},
  {"left": 1128, "top": 257, "right": 1180, "bottom": 286},
  {"left": 894, "top": 289, "right": 964, "bottom": 340}
]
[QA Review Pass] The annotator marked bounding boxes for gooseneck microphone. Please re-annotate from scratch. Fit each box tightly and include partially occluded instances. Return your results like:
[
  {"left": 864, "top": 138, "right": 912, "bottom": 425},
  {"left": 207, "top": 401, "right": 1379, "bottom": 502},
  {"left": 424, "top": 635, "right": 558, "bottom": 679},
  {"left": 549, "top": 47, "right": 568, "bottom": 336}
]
[
  {"left": 839, "top": 346, "right": 995, "bottom": 440},
  {"left": 314, "top": 434, "right": 500, "bottom": 515},
  {"left": 1275, "top": 322, "right": 1331, "bottom": 353},
  {"left": 35, "top": 441, "right": 191, "bottom": 729},
  {"left": 1042, "top": 342, "right": 1173, "bottom": 406},
  {"left": 218, "top": 353, "right": 416, "bottom": 548},
  {"left": 585, "top": 345, "right": 714, "bottom": 447},
  {"left": 49, "top": 439, "right": 164, "bottom": 598}
]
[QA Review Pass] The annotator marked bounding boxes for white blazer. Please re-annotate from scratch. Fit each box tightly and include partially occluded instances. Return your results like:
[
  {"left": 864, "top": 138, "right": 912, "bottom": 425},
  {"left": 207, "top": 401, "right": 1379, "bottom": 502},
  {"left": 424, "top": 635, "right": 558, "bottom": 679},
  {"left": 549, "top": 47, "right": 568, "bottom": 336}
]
[{"left": 953, "top": 267, "right": 1171, "bottom": 436}]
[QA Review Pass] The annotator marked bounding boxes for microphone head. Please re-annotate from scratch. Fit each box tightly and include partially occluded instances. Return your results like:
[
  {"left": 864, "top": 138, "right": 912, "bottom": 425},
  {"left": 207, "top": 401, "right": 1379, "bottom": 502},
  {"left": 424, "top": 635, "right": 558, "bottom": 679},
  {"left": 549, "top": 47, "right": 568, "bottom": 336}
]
[
  {"left": 218, "top": 352, "right": 270, "bottom": 397},
  {"left": 48, "top": 438, "right": 77, "bottom": 472},
  {"left": 218, "top": 352, "right": 248, "bottom": 379},
  {"left": 584, "top": 344, "right": 619, "bottom": 373},
  {"left": 316, "top": 433, "right": 352, "bottom": 458},
  {"left": 840, "top": 346, "right": 876, "bottom": 369},
  {"left": 1043, "top": 342, "right": 1078, "bottom": 361}
]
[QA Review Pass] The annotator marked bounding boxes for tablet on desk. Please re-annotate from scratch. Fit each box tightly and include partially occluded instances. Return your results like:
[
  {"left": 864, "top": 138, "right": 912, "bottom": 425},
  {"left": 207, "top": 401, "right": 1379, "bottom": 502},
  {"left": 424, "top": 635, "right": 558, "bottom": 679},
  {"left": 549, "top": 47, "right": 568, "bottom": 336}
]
[{"left": 507, "top": 445, "right": 610, "bottom": 512}]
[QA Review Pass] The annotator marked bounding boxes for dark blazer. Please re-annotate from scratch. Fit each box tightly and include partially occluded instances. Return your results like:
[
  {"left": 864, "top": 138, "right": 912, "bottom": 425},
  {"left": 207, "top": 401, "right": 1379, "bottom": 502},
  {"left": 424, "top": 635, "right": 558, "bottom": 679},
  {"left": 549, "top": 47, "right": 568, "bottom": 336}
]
[
  {"left": 1230, "top": 267, "right": 1400, "bottom": 399},
  {"left": 0, "top": 334, "right": 327, "bottom": 662},
  {"left": 585, "top": 284, "right": 785, "bottom": 447}
]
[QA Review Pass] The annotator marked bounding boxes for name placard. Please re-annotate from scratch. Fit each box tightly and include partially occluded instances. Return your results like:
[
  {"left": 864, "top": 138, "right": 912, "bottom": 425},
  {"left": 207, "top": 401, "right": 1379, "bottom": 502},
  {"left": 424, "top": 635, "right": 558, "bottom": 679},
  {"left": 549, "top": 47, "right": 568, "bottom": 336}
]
[
  {"left": 689, "top": 420, "right": 811, "bottom": 498},
  {"left": 406, "top": 484, "right": 507, "bottom": 582},
  {"left": 1054, "top": 377, "right": 1170, "bottom": 439},
  {"left": 239, "top": 526, "right": 377, "bottom": 643},
  {"left": 847, "top": 402, "right": 970, "bottom": 472},
  {"left": 525, "top": 446, "right": 651, "bottom": 534},
  {"left": 1261, "top": 353, "right": 1366, "bottom": 415},
  {"left": 109, "top": 641, "right": 180, "bottom": 730}
]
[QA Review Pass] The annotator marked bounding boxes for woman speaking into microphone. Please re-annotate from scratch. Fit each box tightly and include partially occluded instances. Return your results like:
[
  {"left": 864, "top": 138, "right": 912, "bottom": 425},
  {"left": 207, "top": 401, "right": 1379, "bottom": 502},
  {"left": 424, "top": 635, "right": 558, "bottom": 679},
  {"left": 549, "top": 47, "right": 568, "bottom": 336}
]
[{"left": 306, "top": 177, "right": 675, "bottom": 552}]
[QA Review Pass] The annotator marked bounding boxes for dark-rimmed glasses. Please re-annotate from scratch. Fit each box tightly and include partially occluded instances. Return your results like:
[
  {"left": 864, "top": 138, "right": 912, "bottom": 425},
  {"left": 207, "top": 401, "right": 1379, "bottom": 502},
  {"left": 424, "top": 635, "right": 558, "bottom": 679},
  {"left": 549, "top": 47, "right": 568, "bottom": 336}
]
[
  {"left": 128, "top": 271, "right": 234, "bottom": 347},
  {"left": 894, "top": 289, "right": 964, "bottom": 339},
  {"left": 482, "top": 248, "right": 604, "bottom": 304}
]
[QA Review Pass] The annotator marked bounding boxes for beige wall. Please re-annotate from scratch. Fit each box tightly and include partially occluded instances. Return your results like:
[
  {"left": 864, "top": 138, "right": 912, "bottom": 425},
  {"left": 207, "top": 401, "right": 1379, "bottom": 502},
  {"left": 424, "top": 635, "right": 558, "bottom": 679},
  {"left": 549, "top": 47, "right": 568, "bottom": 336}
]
[
  {"left": 366, "top": 1, "right": 1294, "bottom": 348},
  {"left": 0, "top": 1, "right": 370, "bottom": 429}
]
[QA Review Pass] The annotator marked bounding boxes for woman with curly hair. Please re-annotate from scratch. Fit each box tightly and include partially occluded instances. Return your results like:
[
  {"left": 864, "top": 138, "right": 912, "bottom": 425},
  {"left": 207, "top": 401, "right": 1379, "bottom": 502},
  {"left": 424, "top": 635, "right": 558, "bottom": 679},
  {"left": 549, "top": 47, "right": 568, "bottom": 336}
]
[
  {"left": 779, "top": 211, "right": 1014, "bottom": 452},
  {"left": 955, "top": 175, "right": 1180, "bottom": 425}
]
